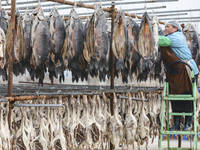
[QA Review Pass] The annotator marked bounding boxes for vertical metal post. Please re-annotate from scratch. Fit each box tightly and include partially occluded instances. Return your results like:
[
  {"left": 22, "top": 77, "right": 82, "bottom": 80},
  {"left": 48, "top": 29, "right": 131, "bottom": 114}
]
[{"left": 109, "top": 2, "right": 116, "bottom": 150}]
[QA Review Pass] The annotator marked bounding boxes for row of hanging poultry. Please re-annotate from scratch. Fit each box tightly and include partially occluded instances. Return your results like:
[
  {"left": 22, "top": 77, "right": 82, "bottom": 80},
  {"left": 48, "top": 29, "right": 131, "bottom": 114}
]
[
  {"left": 0, "top": 6, "right": 199, "bottom": 85},
  {"left": 1, "top": 92, "right": 200, "bottom": 150}
]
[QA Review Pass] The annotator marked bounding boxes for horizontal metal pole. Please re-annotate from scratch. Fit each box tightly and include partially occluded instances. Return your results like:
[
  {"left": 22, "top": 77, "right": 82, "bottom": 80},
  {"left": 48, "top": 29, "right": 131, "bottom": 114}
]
[
  {"left": 5, "top": 4, "right": 166, "bottom": 13},
  {"left": 0, "top": 99, "right": 9, "bottom": 102},
  {"left": 159, "top": 16, "right": 200, "bottom": 20},
  {"left": 155, "top": 12, "right": 188, "bottom": 17},
  {"left": 14, "top": 104, "right": 64, "bottom": 107},
  {"left": 122, "top": 6, "right": 166, "bottom": 12},
  {"left": 136, "top": 19, "right": 200, "bottom": 24},
  {"left": 178, "top": 20, "right": 200, "bottom": 23},
  {"left": 2, "top": 0, "right": 39, "bottom": 6},
  {"left": 13, "top": 92, "right": 102, "bottom": 96},
  {"left": 119, "top": 96, "right": 148, "bottom": 101},
  {"left": 101, "top": 0, "right": 178, "bottom": 6},
  {"left": 135, "top": 8, "right": 200, "bottom": 15}
]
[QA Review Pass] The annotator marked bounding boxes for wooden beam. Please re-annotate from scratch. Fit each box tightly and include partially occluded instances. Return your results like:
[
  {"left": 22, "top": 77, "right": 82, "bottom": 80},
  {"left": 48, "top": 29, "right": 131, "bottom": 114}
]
[
  {"left": 8, "top": 0, "right": 16, "bottom": 97},
  {"left": 47, "top": 0, "right": 165, "bottom": 24},
  {"left": 8, "top": 0, "right": 16, "bottom": 147},
  {"left": 109, "top": 2, "right": 115, "bottom": 150},
  {"left": 46, "top": 0, "right": 112, "bottom": 12}
]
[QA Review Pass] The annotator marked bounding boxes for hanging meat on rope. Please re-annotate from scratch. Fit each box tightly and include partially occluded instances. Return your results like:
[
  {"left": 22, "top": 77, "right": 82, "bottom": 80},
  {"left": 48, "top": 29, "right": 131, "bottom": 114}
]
[
  {"left": 48, "top": 7, "right": 66, "bottom": 83},
  {"left": 125, "top": 17, "right": 140, "bottom": 82},
  {"left": 137, "top": 12, "right": 158, "bottom": 82},
  {"left": 183, "top": 23, "right": 200, "bottom": 65},
  {"left": 64, "top": 8, "right": 87, "bottom": 82},
  {"left": 6, "top": 10, "right": 25, "bottom": 76},
  {"left": 83, "top": 5, "right": 110, "bottom": 81},
  {"left": 30, "top": 6, "right": 51, "bottom": 86},
  {"left": 0, "top": 27, "right": 7, "bottom": 81},
  {"left": 112, "top": 10, "right": 128, "bottom": 78},
  {"left": 22, "top": 10, "right": 33, "bottom": 73}
]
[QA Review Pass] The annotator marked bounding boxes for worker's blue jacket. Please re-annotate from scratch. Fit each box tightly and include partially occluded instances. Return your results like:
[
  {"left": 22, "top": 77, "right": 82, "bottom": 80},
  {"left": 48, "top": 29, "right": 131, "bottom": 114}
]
[{"left": 159, "top": 31, "right": 199, "bottom": 75}]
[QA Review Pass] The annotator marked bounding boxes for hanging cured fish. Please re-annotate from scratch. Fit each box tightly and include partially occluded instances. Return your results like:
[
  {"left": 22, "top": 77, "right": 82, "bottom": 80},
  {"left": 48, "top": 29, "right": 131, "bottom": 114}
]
[
  {"left": 48, "top": 7, "right": 66, "bottom": 82},
  {"left": 0, "top": 27, "right": 7, "bottom": 81},
  {"left": 124, "top": 17, "right": 140, "bottom": 82},
  {"left": 6, "top": 10, "right": 24, "bottom": 76},
  {"left": 137, "top": 12, "right": 158, "bottom": 82},
  {"left": 31, "top": 7, "right": 51, "bottom": 86},
  {"left": 22, "top": 11, "right": 33, "bottom": 71},
  {"left": 64, "top": 9, "right": 87, "bottom": 82},
  {"left": 183, "top": 23, "right": 200, "bottom": 65},
  {"left": 83, "top": 6, "right": 110, "bottom": 81},
  {"left": 112, "top": 10, "right": 128, "bottom": 72},
  {"left": 0, "top": 9, "right": 9, "bottom": 34}
]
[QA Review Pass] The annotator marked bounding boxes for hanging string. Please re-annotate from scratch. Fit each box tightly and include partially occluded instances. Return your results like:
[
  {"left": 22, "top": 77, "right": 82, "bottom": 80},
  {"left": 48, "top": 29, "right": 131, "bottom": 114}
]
[
  {"left": 73, "top": 0, "right": 77, "bottom": 9},
  {"left": 144, "top": 0, "right": 148, "bottom": 13},
  {"left": 38, "top": 0, "right": 41, "bottom": 6},
  {"left": 54, "top": 1, "right": 58, "bottom": 9}
]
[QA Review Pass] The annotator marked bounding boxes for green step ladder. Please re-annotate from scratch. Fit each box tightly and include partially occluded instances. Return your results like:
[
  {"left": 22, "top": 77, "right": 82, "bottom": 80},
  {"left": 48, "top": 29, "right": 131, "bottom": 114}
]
[{"left": 159, "top": 61, "right": 198, "bottom": 150}]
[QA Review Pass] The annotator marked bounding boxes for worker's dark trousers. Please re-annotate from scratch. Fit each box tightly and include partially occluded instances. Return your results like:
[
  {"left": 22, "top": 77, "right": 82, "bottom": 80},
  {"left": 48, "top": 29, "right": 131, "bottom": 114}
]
[{"left": 171, "top": 74, "right": 198, "bottom": 113}]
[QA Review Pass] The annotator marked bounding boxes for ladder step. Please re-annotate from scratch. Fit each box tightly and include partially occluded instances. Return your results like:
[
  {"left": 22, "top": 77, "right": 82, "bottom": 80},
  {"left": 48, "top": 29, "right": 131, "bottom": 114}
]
[
  {"left": 161, "top": 131, "right": 196, "bottom": 135},
  {"left": 165, "top": 148, "right": 195, "bottom": 150},
  {"left": 164, "top": 97, "right": 195, "bottom": 101},
  {"left": 168, "top": 94, "right": 192, "bottom": 98},
  {"left": 169, "top": 113, "right": 193, "bottom": 116}
]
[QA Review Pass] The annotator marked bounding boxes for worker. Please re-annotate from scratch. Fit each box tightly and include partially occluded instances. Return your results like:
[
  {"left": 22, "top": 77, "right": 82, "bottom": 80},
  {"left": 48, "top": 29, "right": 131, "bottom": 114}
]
[{"left": 159, "top": 20, "right": 199, "bottom": 131}]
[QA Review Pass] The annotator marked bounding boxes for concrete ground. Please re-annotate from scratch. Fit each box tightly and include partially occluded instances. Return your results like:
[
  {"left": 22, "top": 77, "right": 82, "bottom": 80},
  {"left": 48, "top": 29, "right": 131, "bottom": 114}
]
[{"left": 116, "top": 136, "right": 200, "bottom": 150}]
